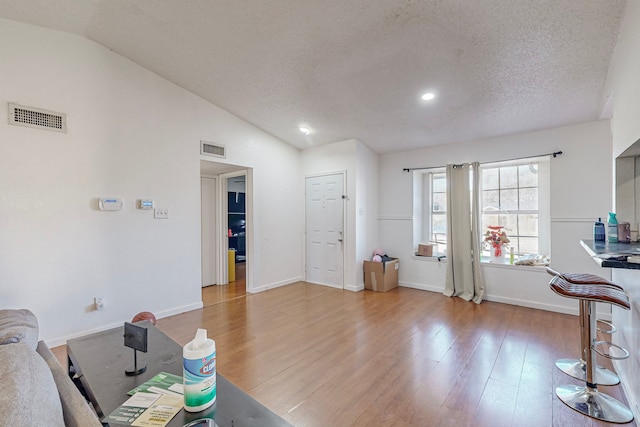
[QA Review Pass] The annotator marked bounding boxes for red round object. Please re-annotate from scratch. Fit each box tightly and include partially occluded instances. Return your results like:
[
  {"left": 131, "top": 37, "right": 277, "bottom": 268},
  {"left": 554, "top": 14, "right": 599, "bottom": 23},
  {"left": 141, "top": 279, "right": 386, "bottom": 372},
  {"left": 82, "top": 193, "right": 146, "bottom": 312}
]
[{"left": 131, "top": 311, "right": 156, "bottom": 325}]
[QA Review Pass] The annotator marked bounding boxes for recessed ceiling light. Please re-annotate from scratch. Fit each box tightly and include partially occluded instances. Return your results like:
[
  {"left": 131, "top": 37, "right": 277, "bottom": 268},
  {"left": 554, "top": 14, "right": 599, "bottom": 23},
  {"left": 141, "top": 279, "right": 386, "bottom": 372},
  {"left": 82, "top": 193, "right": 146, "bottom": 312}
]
[
  {"left": 421, "top": 92, "right": 435, "bottom": 101},
  {"left": 299, "top": 126, "right": 311, "bottom": 135}
]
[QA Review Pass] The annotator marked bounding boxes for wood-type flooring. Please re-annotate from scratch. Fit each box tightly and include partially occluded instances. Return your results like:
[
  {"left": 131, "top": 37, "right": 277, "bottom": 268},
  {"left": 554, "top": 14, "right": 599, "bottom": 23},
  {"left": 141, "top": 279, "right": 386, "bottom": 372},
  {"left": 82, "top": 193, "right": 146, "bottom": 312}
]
[
  {"left": 53, "top": 282, "right": 635, "bottom": 426},
  {"left": 202, "top": 261, "right": 246, "bottom": 307}
]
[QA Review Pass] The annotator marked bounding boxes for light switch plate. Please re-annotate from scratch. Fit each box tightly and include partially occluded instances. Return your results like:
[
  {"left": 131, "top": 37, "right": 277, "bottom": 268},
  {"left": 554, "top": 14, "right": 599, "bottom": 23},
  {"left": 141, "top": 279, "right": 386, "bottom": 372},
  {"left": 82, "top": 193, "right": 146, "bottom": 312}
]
[{"left": 154, "top": 208, "right": 169, "bottom": 219}]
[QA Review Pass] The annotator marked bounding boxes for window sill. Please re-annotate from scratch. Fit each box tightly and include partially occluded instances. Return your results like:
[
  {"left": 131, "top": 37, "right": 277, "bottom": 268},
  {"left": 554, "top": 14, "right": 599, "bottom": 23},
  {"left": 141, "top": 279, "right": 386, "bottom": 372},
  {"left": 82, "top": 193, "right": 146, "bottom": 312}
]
[
  {"left": 412, "top": 254, "right": 447, "bottom": 262},
  {"left": 480, "top": 258, "right": 548, "bottom": 272},
  {"left": 411, "top": 254, "right": 547, "bottom": 272}
]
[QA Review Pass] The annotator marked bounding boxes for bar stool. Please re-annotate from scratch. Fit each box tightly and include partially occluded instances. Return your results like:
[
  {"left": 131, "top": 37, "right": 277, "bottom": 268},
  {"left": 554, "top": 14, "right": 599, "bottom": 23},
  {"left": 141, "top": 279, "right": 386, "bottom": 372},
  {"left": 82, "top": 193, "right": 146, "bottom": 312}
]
[
  {"left": 546, "top": 268, "right": 622, "bottom": 386},
  {"left": 548, "top": 275, "right": 633, "bottom": 423}
]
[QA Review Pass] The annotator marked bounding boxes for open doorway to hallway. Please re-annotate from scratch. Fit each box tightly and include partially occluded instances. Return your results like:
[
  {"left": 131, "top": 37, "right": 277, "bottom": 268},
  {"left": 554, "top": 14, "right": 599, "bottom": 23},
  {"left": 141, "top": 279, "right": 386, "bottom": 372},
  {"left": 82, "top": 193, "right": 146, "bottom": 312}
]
[
  {"left": 214, "top": 173, "right": 246, "bottom": 306},
  {"left": 200, "top": 160, "right": 251, "bottom": 306}
]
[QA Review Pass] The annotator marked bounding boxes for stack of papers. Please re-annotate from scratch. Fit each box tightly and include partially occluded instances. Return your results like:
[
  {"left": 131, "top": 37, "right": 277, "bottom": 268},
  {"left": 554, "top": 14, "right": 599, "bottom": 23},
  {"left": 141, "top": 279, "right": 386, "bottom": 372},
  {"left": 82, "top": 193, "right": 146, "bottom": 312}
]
[{"left": 104, "top": 372, "right": 184, "bottom": 427}]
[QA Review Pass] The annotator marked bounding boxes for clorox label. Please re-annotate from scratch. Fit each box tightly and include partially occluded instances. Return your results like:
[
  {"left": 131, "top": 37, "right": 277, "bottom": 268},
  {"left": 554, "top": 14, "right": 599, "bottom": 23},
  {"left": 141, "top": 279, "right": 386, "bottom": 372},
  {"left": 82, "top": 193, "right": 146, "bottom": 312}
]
[{"left": 183, "top": 351, "right": 216, "bottom": 410}]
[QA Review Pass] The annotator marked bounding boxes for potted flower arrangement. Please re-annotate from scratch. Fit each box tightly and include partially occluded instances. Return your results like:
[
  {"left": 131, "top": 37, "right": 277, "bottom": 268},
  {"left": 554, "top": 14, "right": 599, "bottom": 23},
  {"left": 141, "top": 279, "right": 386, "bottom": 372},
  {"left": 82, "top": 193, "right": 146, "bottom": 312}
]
[{"left": 484, "top": 225, "right": 510, "bottom": 260}]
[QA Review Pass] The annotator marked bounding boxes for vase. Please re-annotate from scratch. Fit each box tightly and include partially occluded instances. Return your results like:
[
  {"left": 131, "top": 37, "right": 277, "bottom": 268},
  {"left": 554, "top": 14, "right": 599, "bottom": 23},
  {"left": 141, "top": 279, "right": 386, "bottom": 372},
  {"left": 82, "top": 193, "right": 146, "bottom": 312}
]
[{"left": 490, "top": 245, "right": 505, "bottom": 263}]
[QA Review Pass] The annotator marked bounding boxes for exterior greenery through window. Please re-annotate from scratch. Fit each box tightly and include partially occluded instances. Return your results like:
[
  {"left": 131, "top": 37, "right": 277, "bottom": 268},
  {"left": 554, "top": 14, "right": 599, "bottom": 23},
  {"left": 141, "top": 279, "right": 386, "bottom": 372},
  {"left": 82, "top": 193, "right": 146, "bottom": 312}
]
[{"left": 414, "top": 158, "right": 550, "bottom": 261}]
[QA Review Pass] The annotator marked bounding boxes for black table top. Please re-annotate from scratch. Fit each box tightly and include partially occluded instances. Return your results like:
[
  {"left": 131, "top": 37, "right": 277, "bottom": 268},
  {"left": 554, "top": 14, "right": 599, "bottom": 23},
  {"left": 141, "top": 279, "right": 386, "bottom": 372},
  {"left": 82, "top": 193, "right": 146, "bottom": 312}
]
[
  {"left": 580, "top": 239, "right": 640, "bottom": 270},
  {"left": 66, "top": 322, "right": 291, "bottom": 427}
]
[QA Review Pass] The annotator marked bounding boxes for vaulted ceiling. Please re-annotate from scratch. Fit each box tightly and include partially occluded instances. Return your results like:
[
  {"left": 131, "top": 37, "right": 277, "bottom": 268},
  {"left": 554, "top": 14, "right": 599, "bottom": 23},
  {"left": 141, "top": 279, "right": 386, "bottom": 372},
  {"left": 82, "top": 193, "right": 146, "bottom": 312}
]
[{"left": 0, "top": 1, "right": 627, "bottom": 153}]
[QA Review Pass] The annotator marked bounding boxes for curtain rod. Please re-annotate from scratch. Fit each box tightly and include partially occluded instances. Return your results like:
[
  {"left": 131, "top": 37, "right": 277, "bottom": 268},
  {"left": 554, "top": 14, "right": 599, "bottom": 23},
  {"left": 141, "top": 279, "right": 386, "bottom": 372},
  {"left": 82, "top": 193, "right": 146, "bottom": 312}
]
[{"left": 402, "top": 151, "right": 563, "bottom": 172}]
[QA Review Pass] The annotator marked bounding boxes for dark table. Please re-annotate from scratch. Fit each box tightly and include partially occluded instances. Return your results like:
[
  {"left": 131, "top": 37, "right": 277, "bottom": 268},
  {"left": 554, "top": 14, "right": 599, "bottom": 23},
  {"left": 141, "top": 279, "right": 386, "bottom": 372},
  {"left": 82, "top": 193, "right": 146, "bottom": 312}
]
[
  {"left": 580, "top": 239, "right": 640, "bottom": 269},
  {"left": 66, "top": 322, "right": 291, "bottom": 427}
]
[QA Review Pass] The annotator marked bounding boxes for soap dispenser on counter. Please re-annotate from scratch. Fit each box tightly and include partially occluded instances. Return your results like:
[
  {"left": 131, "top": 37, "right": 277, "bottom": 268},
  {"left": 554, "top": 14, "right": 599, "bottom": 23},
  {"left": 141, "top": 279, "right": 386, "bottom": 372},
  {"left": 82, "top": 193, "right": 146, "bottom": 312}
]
[
  {"left": 608, "top": 212, "right": 618, "bottom": 243},
  {"left": 594, "top": 218, "right": 605, "bottom": 242}
]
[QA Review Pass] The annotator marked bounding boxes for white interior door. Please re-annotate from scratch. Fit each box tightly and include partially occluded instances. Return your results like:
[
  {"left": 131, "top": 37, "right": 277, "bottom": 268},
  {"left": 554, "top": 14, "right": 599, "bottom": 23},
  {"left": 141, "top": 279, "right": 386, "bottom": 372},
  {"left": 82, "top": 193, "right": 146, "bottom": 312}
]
[
  {"left": 305, "top": 173, "right": 344, "bottom": 288},
  {"left": 201, "top": 177, "right": 217, "bottom": 287}
]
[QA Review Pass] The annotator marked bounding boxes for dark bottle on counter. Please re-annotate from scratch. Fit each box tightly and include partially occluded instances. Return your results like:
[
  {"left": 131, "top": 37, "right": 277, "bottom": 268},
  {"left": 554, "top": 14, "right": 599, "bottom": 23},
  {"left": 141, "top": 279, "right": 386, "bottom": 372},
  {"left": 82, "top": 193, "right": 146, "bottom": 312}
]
[{"left": 594, "top": 217, "right": 606, "bottom": 242}]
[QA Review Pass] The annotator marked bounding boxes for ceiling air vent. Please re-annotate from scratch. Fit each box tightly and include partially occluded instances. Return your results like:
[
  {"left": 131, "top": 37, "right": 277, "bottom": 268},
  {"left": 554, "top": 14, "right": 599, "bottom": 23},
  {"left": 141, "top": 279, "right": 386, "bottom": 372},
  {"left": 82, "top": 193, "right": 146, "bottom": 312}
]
[
  {"left": 8, "top": 103, "right": 67, "bottom": 133},
  {"left": 201, "top": 140, "right": 226, "bottom": 158}
]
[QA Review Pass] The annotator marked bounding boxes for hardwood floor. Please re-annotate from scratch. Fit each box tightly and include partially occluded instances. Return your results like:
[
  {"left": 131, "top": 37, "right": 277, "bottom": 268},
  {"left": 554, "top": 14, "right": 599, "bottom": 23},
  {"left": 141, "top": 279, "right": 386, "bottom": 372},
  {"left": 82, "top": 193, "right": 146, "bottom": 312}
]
[
  {"left": 202, "top": 261, "right": 246, "bottom": 307},
  {"left": 53, "top": 282, "right": 635, "bottom": 426}
]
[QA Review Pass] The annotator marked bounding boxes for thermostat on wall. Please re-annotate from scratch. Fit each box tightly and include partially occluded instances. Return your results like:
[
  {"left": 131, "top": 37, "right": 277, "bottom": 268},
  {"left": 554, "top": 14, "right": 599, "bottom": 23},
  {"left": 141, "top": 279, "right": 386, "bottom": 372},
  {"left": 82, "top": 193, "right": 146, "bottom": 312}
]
[
  {"left": 138, "top": 199, "right": 154, "bottom": 210},
  {"left": 99, "top": 197, "right": 123, "bottom": 211}
]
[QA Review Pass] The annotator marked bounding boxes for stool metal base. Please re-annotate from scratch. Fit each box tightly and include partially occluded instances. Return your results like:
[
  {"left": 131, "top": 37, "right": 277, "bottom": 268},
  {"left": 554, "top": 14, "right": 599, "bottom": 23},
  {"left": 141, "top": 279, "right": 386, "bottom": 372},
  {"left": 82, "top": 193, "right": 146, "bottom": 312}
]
[
  {"left": 556, "top": 384, "right": 634, "bottom": 424},
  {"left": 555, "top": 358, "right": 620, "bottom": 386}
]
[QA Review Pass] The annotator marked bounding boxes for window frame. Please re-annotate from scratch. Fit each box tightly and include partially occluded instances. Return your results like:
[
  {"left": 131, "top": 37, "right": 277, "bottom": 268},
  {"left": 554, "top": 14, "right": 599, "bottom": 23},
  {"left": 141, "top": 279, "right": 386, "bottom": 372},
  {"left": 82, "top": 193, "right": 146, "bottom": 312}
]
[
  {"left": 413, "top": 157, "right": 550, "bottom": 262},
  {"left": 413, "top": 168, "right": 447, "bottom": 256},
  {"left": 479, "top": 158, "right": 550, "bottom": 259}
]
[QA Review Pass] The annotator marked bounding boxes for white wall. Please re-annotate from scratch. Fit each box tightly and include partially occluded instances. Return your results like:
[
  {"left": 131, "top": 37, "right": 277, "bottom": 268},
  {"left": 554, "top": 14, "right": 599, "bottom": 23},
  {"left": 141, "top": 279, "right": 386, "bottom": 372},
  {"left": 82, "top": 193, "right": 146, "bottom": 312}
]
[
  {"left": 301, "top": 139, "right": 379, "bottom": 290},
  {"left": 379, "top": 120, "right": 613, "bottom": 314},
  {"left": 248, "top": 146, "right": 303, "bottom": 291},
  {"left": 0, "top": 18, "right": 302, "bottom": 344},
  {"left": 606, "top": 1, "right": 640, "bottom": 157},
  {"left": 355, "top": 142, "right": 379, "bottom": 288},
  {"left": 603, "top": 2, "right": 640, "bottom": 419}
]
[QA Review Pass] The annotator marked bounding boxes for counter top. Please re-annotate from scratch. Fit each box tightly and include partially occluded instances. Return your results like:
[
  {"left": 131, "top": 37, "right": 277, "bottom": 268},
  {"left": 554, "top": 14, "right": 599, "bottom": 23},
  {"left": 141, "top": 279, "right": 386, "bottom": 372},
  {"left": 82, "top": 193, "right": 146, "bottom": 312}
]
[{"left": 580, "top": 239, "right": 640, "bottom": 269}]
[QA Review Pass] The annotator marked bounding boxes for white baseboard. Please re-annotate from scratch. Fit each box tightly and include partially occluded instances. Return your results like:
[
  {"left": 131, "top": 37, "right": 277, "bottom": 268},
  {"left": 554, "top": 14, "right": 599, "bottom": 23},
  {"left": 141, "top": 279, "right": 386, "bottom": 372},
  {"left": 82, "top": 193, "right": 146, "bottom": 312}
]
[
  {"left": 399, "top": 280, "right": 604, "bottom": 319},
  {"left": 345, "top": 284, "right": 364, "bottom": 292},
  {"left": 156, "top": 302, "right": 204, "bottom": 320},
  {"left": 483, "top": 294, "right": 577, "bottom": 316},
  {"left": 44, "top": 302, "right": 203, "bottom": 348},
  {"left": 399, "top": 281, "right": 443, "bottom": 294},
  {"left": 250, "top": 276, "right": 303, "bottom": 293}
]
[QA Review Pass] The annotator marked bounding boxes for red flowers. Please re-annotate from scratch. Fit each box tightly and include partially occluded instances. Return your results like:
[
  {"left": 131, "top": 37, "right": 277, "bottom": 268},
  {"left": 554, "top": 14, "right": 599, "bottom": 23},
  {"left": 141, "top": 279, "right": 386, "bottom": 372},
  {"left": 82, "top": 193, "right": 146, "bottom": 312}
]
[{"left": 484, "top": 226, "right": 510, "bottom": 256}]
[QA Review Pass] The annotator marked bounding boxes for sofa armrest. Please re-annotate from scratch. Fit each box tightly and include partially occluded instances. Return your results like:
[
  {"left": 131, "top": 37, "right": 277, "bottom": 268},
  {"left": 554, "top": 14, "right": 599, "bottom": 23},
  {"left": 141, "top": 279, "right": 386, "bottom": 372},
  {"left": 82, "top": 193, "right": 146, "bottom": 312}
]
[
  {"left": 0, "top": 309, "right": 39, "bottom": 349},
  {"left": 36, "top": 341, "right": 103, "bottom": 427}
]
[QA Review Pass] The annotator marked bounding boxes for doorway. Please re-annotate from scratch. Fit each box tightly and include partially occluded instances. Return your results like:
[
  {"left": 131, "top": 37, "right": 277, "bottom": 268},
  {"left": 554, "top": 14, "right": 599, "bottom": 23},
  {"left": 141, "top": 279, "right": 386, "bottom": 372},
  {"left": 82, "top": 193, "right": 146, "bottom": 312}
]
[
  {"left": 200, "top": 160, "right": 251, "bottom": 306},
  {"left": 305, "top": 173, "right": 345, "bottom": 288},
  {"left": 226, "top": 174, "right": 246, "bottom": 297}
]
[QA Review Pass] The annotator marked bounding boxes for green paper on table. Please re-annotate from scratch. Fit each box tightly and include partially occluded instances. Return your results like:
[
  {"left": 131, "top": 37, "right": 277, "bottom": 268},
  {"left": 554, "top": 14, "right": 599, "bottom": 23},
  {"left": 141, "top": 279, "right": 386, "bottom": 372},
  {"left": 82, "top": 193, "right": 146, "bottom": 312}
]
[{"left": 128, "top": 372, "right": 184, "bottom": 396}]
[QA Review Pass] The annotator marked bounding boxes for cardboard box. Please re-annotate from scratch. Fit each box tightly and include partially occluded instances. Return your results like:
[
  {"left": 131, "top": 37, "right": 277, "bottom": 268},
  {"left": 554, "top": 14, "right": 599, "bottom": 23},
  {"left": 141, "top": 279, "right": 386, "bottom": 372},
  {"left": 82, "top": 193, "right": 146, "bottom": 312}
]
[
  {"left": 416, "top": 244, "right": 435, "bottom": 257},
  {"left": 363, "top": 258, "right": 399, "bottom": 292}
]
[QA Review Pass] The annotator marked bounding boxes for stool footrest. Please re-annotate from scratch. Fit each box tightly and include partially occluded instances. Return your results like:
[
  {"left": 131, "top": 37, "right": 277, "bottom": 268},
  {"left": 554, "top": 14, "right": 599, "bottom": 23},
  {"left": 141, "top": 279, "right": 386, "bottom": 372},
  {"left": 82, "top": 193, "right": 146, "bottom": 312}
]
[
  {"left": 596, "top": 318, "right": 617, "bottom": 334},
  {"left": 593, "top": 341, "right": 630, "bottom": 360}
]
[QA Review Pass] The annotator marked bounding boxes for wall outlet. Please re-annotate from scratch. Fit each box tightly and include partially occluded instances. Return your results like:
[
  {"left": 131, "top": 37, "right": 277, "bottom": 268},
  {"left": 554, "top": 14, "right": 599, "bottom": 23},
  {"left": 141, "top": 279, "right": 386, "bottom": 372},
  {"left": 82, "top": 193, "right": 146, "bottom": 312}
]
[
  {"left": 154, "top": 208, "right": 169, "bottom": 219},
  {"left": 94, "top": 297, "right": 105, "bottom": 310}
]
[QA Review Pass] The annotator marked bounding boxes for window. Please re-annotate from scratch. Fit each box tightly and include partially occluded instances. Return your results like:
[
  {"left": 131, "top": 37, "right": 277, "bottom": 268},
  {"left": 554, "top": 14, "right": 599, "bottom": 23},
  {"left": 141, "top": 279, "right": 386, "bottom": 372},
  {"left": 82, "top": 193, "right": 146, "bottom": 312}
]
[
  {"left": 413, "top": 169, "right": 447, "bottom": 255},
  {"left": 480, "top": 160, "right": 549, "bottom": 255},
  {"left": 413, "top": 157, "right": 550, "bottom": 261},
  {"left": 431, "top": 172, "right": 447, "bottom": 248},
  {"left": 479, "top": 158, "right": 550, "bottom": 258}
]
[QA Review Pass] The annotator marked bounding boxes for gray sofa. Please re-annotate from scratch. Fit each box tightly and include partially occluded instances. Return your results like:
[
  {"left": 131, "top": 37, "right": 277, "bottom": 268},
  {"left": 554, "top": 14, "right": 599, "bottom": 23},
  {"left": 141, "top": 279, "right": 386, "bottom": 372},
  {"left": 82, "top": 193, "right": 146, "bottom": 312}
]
[{"left": 0, "top": 309, "right": 102, "bottom": 427}]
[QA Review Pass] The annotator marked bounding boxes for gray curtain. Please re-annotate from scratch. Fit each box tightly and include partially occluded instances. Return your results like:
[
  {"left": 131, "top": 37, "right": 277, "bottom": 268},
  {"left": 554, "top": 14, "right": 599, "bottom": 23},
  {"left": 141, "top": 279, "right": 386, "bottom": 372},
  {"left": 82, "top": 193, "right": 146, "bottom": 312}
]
[{"left": 443, "top": 162, "right": 485, "bottom": 303}]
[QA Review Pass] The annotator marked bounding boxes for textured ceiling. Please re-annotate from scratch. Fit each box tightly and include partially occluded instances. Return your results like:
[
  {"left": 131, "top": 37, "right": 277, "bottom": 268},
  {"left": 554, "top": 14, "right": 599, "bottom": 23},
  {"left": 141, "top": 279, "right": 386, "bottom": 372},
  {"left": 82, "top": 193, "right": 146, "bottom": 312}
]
[{"left": 0, "top": 0, "right": 627, "bottom": 153}]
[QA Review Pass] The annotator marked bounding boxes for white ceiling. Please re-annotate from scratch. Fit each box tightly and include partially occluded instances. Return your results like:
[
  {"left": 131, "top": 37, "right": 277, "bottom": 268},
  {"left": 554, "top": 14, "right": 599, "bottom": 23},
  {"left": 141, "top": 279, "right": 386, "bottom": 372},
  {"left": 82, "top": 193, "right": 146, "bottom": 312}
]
[{"left": 0, "top": 0, "right": 627, "bottom": 153}]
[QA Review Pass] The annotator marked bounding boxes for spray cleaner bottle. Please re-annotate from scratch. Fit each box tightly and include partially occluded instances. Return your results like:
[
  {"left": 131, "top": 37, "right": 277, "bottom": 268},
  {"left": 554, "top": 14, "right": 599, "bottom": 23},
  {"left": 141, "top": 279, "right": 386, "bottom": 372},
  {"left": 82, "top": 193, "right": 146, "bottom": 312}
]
[
  {"left": 183, "top": 329, "right": 216, "bottom": 412},
  {"left": 608, "top": 212, "right": 618, "bottom": 243}
]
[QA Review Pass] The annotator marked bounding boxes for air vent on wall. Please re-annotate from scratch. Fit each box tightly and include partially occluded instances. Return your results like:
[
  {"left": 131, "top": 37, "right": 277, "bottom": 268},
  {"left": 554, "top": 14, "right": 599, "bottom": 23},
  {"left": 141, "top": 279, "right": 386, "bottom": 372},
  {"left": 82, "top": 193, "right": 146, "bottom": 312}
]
[
  {"left": 201, "top": 140, "right": 226, "bottom": 158},
  {"left": 8, "top": 103, "right": 67, "bottom": 133}
]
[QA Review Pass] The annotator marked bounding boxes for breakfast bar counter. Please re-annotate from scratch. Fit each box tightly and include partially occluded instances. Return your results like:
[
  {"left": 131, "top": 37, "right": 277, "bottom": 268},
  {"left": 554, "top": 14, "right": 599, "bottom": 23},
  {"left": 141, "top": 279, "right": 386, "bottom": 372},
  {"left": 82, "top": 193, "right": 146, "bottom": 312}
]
[{"left": 579, "top": 239, "right": 640, "bottom": 269}]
